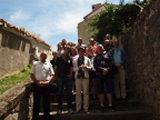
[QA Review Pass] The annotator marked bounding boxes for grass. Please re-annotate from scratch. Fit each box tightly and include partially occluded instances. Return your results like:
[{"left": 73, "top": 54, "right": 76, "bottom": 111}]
[{"left": 0, "top": 65, "right": 31, "bottom": 94}]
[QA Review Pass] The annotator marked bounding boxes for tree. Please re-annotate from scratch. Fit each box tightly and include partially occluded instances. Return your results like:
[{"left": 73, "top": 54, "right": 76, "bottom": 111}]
[{"left": 90, "top": 3, "right": 143, "bottom": 43}]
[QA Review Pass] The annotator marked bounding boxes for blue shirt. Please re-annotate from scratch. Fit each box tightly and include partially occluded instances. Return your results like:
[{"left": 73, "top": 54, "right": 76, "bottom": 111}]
[{"left": 113, "top": 48, "right": 123, "bottom": 64}]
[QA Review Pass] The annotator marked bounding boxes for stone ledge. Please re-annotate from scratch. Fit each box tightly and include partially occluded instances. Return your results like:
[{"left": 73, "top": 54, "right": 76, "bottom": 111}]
[{"left": 0, "top": 81, "right": 33, "bottom": 119}]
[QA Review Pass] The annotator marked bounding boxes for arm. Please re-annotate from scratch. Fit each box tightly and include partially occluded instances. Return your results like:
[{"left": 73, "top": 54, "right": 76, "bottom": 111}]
[
  {"left": 30, "top": 73, "right": 38, "bottom": 84},
  {"left": 72, "top": 58, "right": 78, "bottom": 72},
  {"left": 70, "top": 58, "right": 73, "bottom": 77},
  {"left": 79, "top": 57, "right": 92, "bottom": 70},
  {"left": 47, "top": 63, "right": 55, "bottom": 83}
]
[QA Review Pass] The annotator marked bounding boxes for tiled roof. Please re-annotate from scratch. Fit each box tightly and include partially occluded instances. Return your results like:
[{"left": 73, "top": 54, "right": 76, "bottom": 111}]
[
  {"left": 0, "top": 18, "right": 50, "bottom": 47},
  {"left": 84, "top": 3, "right": 104, "bottom": 20}
]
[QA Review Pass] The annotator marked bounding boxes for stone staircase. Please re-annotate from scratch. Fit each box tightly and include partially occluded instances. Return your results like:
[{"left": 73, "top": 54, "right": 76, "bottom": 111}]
[{"left": 39, "top": 92, "right": 153, "bottom": 120}]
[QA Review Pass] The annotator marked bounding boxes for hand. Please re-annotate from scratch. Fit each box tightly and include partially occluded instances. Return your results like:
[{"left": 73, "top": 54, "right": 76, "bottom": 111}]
[
  {"left": 115, "top": 64, "right": 121, "bottom": 67},
  {"left": 37, "top": 80, "right": 49, "bottom": 87},
  {"left": 50, "top": 76, "right": 57, "bottom": 84},
  {"left": 80, "top": 64, "right": 87, "bottom": 69},
  {"left": 102, "top": 68, "right": 108, "bottom": 75},
  {"left": 67, "top": 74, "right": 72, "bottom": 78}
]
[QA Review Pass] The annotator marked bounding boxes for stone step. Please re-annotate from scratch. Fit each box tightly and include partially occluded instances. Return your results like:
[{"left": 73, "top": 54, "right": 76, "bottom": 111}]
[
  {"left": 47, "top": 96, "right": 143, "bottom": 111},
  {"left": 39, "top": 90, "right": 152, "bottom": 120},
  {"left": 39, "top": 109, "right": 152, "bottom": 120},
  {"left": 39, "top": 97, "right": 153, "bottom": 120}
]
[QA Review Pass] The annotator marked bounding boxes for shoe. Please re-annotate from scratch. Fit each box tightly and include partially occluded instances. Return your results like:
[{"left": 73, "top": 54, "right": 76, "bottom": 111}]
[
  {"left": 57, "top": 109, "right": 62, "bottom": 114},
  {"left": 108, "top": 106, "right": 114, "bottom": 111},
  {"left": 121, "top": 98, "right": 127, "bottom": 101},
  {"left": 84, "top": 110, "right": 90, "bottom": 114},
  {"left": 75, "top": 109, "right": 81, "bottom": 114},
  {"left": 68, "top": 109, "right": 73, "bottom": 114},
  {"left": 99, "top": 105, "right": 105, "bottom": 111}
]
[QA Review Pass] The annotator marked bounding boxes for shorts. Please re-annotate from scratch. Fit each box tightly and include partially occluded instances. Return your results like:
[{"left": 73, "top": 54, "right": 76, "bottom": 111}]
[{"left": 96, "top": 75, "right": 114, "bottom": 94}]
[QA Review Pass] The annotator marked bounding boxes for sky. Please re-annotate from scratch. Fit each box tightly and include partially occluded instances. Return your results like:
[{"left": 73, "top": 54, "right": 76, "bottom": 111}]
[{"left": 0, "top": 0, "right": 133, "bottom": 50}]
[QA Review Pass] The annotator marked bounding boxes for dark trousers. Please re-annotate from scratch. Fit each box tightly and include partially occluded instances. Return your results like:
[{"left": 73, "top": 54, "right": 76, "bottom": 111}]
[
  {"left": 57, "top": 77, "right": 73, "bottom": 110},
  {"left": 32, "top": 84, "right": 50, "bottom": 120}
]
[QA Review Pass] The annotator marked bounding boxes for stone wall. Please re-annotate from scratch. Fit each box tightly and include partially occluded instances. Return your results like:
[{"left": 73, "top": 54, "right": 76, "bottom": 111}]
[
  {"left": 123, "top": 0, "right": 160, "bottom": 119},
  {"left": 0, "top": 82, "right": 33, "bottom": 120},
  {"left": 0, "top": 25, "right": 51, "bottom": 79},
  {"left": 78, "top": 17, "right": 97, "bottom": 44},
  {"left": 77, "top": 4, "right": 106, "bottom": 44},
  {"left": 0, "top": 28, "right": 31, "bottom": 78}
]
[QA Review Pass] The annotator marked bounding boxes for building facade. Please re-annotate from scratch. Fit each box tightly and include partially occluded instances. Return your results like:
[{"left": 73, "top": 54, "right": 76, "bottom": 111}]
[{"left": 77, "top": 3, "right": 106, "bottom": 44}]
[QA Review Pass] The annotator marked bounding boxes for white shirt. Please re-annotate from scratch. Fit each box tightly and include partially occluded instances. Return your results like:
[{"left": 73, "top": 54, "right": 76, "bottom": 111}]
[
  {"left": 31, "top": 61, "right": 54, "bottom": 81},
  {"left": 73, "top": 56, "right": 91, "bottom": 79}
]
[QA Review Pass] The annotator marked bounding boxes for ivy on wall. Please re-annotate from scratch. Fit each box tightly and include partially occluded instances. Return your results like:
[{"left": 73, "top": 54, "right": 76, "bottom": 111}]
[{"left": 90, "top": 0, "right": 150, "bottom": 43}]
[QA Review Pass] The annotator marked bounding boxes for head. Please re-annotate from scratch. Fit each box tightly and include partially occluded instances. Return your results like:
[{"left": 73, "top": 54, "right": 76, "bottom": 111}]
[
  {"left": 71, "top": 47, "right": 78, "bottom": 56},
  {"left": 61, "top": 46, "right": 71, "bottom": 56},
  {"left": 52, "top": 51, "right": 58, "bottom": 58},
  {"left": 66, "top": 42, "right": 72, "bottom": 48},
  {"left": 105, "top": 34, "right": 111, "bottom": 40},
  {"left": 61, "top": 39, "right": 67, "bottom": 48},
  {"left": 78, "top": 47, "right": 86, "bottom": 57},
  {"left": 96, "top": 44, "right": 104, "bottom": 54},
  {"left": 57, "top": 42, "right": 62, "bottom": 51},
  {"left": 40, "top": 52, "right": 47, "bottom": 63},
  {"left": 103, "top": 39, "right": 110, "bottom": 49},
  {"left": 78, "top": 38, "right": 83, "bottom": 45},
  {"left": 113, "top": 40, "right": 120, "bottom": 48},
  {"left": 89, "top": 38, "right": 96, "bottom": 46}
]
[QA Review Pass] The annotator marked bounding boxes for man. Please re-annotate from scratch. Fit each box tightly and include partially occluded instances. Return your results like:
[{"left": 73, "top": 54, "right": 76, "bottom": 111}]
[
  {"left": 73, "top": 46, "right": 91, "bottom": 114},
  {"left": 104, "top": 34, "right": 111, "bottom": 41},
  {"left": 89, "top": 37, "right": 97, "bottom": 57},
  {"left": 31, "top": 52, "right": 55, "bottom": 120},
  {"left": 112, "top": 39, "right": 127, "bottom": 100},
  {"left": 50, "top": 51, "right": 59, "bottom": 101},
  {"left": 50, "top": 51, "right": 59, "bottom": 71},
  {"left": 55, "top": 47, "right": 73, "bottom": 113},
  {"left": 76, "top": 38, "right": 86, "bottom": 50},
  {"left": 104, "top": 34, "right": 113, "bottom": 52}
]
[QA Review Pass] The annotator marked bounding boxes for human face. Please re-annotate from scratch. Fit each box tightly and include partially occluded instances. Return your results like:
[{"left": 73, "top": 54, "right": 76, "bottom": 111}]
[
  {"left": 40, "top": 53, "right": 47, "bottom": 63},
  {"left": 104, "top": 40, "right": 110, "bottom": 46},
  {"left": 113, "top": 40, "right": 119, "bottom": 48},
  {"left": 71, "top": 48, "right": 77, "bottom": 56},
  {"left": 78, "top": 39, "right": 83, "bottom": 44},
  {"left": 96, "top": 46, "right": 104, "bottom": 54},
  {"left": 105, "top": 34, "right": 111, "bottom": 40},
  {"left": 79, "top": 48, "right": 85, "bottom": 57}
]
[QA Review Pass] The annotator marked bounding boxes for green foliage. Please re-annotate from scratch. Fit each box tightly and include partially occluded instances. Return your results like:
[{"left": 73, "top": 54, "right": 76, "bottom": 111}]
[
  {"left": 0, "top": 65, "right": 31, "bottom": 94},
  {"left": 90, "top": 2, "right": 146, "bottom": 43},
  {"left": 133, "top": 0, "right": 151, "bottom": 8}
]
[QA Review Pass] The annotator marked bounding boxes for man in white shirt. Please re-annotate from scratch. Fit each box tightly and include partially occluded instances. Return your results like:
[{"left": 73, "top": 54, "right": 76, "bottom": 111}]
[{"left": 31, "top": 52, "right": 55, "bottom": 120}]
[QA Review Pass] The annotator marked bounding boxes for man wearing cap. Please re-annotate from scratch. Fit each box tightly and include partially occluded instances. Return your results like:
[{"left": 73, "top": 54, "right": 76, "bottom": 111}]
[{"left": 31, "top": 52, "right": 55, "bottom": 120}]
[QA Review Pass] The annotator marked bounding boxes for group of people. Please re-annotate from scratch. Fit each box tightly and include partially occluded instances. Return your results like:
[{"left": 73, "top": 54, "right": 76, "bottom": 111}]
[{"left": 30, "top": 34, "right": 127, "bottom": 120}]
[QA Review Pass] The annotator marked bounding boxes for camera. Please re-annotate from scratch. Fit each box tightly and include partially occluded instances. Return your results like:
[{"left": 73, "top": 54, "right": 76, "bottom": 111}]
[{"left": 77, "top": 68, "right": 85, "bottom": 79}]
